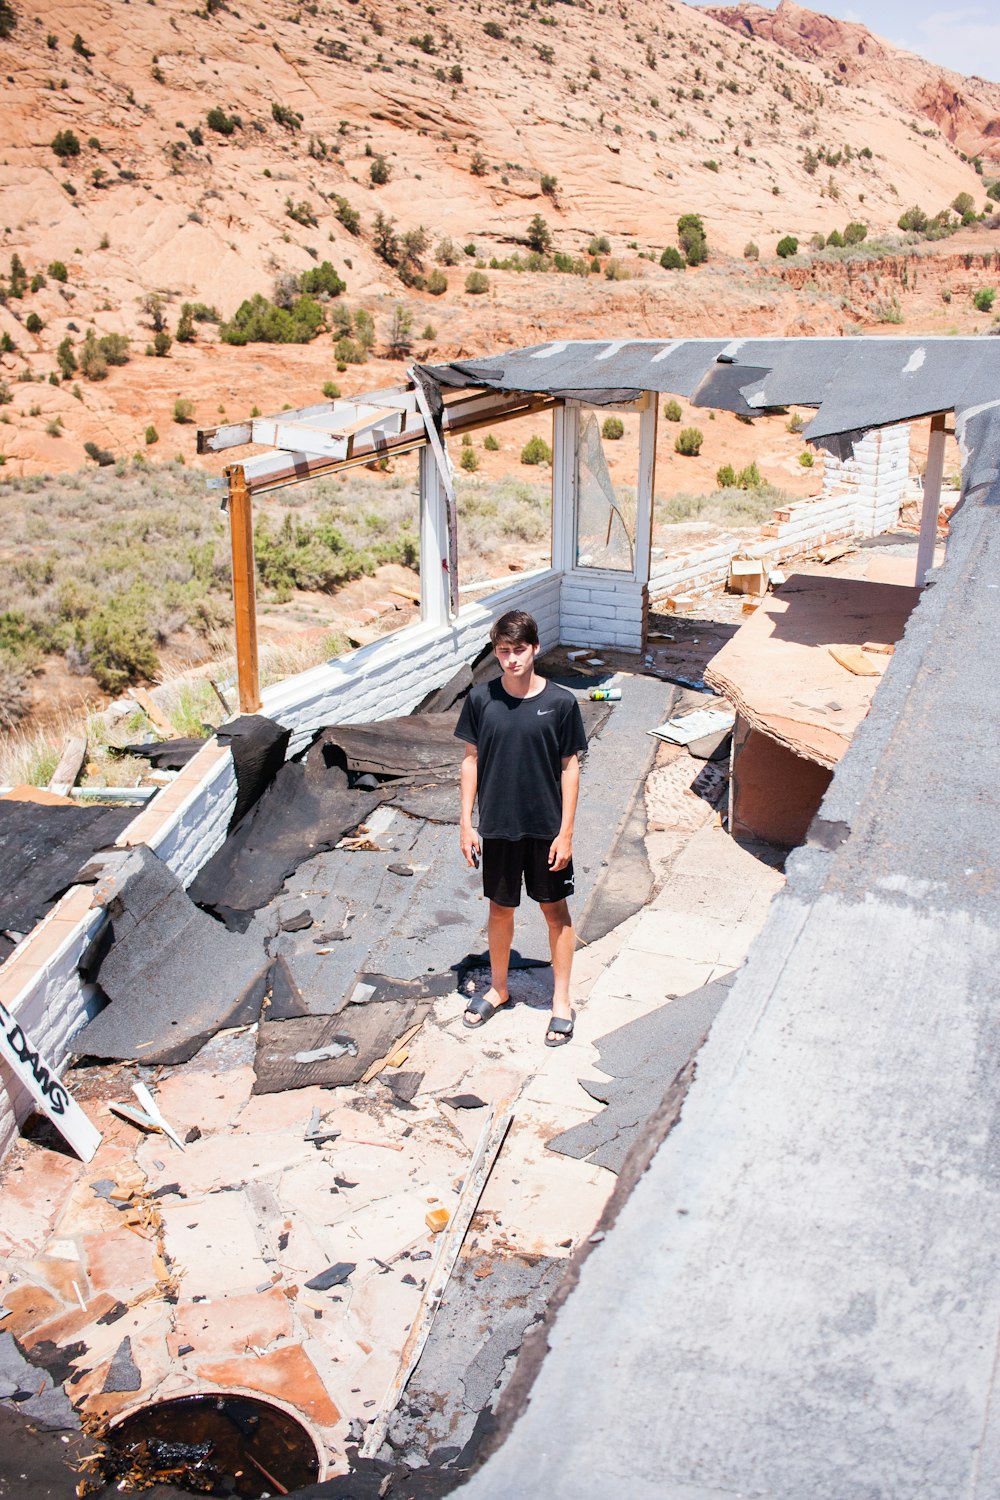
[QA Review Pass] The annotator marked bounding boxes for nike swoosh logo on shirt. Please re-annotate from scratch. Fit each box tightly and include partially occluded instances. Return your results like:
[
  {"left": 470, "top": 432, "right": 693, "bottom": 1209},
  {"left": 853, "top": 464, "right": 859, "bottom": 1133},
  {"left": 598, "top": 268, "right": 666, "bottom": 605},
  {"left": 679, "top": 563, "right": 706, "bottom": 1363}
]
[{"left": 537, "top": 709, "right": 554, "bottom": 715}]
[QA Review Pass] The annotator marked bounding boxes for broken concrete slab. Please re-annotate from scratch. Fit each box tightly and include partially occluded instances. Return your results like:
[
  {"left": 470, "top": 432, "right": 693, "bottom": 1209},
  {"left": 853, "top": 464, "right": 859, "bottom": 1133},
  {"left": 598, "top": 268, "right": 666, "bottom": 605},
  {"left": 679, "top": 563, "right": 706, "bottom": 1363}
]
[{"left": 75, "top": 847, "right": 271, "bottom": 1065}]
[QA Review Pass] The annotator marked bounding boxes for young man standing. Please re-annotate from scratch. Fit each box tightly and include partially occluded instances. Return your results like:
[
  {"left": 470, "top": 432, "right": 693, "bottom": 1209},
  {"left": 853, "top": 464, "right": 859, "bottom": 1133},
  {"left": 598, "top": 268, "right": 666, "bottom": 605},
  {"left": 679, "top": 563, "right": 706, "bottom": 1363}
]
[{"left": 455, "top": 609, "right": 587, "bottom": 1046}]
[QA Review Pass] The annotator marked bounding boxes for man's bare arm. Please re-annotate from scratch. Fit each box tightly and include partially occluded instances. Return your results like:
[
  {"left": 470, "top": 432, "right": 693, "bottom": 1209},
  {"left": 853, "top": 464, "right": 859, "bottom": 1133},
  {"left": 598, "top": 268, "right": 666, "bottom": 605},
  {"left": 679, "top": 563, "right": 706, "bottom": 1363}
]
[
  {"left": 548, "top": 753, "right": 580, "bottom": 870},
  {"left": 459, "top": 745, "right": 481, "bottom": 866}
]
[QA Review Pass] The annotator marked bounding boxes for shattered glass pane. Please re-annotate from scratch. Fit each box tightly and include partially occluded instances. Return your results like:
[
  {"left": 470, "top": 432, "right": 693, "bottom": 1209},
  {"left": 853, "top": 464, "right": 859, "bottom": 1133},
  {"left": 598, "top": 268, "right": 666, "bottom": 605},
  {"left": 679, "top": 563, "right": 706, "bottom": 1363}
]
[{"left": 575, "top": 410, "right": 637, "bottom": 572}]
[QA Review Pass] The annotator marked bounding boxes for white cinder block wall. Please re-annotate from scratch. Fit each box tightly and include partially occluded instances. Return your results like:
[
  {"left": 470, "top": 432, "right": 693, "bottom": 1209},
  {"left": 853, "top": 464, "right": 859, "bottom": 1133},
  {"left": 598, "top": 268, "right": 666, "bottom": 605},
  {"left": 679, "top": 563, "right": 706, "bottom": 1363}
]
[
  {"left": 560, "top": 574, "right": 646, "bottom": 651},
  {"left": 823, "top": 423, "right": 910, "bottom": 536},
  {"left": 0, "top": 571, "right": 561, "bottom": 1159}
]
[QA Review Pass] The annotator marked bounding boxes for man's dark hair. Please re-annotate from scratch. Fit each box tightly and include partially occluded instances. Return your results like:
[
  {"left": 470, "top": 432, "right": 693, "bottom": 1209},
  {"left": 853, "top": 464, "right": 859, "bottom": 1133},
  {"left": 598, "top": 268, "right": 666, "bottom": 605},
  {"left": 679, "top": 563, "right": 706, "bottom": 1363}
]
[{"left": 490, "top": 609, "right": 539, "bottom": 648}]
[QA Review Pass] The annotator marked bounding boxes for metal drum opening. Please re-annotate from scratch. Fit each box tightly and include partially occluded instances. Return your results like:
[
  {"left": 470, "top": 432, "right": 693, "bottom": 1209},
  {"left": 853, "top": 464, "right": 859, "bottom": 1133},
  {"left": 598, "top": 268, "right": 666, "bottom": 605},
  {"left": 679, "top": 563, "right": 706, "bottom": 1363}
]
[{"left": 100, "top": 1393, "right": 322, "bottom": 1496}]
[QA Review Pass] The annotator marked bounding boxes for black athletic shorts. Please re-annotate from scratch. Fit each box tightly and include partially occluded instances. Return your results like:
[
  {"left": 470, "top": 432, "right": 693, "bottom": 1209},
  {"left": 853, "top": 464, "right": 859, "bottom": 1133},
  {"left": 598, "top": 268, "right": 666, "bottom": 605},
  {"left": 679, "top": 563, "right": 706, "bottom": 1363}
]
[{"left": 481, "top": 837, "right": 575, "bottom": 908}]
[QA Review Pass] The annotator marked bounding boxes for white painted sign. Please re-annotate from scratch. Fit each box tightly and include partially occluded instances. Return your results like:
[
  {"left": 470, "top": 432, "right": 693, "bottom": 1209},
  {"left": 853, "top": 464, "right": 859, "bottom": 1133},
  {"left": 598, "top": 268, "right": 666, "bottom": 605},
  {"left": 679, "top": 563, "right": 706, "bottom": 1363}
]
[{"left": 0, "top": 999, "right": 102, "bottom": 1162}]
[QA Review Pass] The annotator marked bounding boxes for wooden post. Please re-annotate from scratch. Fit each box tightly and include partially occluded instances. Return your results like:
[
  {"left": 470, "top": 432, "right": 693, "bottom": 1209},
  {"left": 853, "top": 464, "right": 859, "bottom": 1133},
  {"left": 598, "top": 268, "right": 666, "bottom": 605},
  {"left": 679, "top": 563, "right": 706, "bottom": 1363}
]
[
  {"left": 916, "top": 412, "right": 947, "bottom": 586},
  {"left": 225, "top": 464, "right": 261, "bottom": 713}
]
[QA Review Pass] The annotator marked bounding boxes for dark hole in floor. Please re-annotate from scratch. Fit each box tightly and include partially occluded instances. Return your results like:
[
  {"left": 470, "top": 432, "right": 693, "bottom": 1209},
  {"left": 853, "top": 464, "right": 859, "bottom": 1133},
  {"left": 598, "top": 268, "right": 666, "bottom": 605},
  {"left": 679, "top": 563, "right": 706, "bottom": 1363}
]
[{"left": 100, "top": 1394, "right": 321, "bottom": 1497}]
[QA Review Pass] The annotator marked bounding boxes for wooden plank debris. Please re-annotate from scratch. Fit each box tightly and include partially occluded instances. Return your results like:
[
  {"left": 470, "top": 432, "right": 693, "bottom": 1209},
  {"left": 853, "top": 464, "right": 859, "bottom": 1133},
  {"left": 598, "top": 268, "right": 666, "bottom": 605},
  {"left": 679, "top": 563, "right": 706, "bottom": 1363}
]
[
  {"left": 48, "top": 734, "right": 87, "bottom": 798},
  {"left": 360, "top": 1098, "right": 514, "bottom": 1459},
  {"left": 129, "top": 687, "right": 175, "bottom": 737},
  {"left": 360, "top": 1020, "right": 424, "bottom": 1085},
  {"left": 828, "top": 644, "right": 881, "bottom": 677}
]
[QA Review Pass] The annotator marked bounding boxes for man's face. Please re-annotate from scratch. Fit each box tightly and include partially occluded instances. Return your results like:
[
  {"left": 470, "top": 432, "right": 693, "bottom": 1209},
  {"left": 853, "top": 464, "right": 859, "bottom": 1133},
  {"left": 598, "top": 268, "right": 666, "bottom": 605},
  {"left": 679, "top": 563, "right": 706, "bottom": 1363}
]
[{"left": 494, "top": 637, "right": 536, "bottom": 677}]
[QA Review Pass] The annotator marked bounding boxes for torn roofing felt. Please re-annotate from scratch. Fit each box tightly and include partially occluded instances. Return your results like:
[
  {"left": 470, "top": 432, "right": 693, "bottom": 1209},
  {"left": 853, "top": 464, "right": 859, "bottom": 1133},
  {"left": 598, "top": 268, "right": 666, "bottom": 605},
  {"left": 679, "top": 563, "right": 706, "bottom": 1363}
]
[
  {"left": 547, "top": 974, "right": 736, "bottom": 1174},
  {"left": 0, "top": 799, "right": 133, "bottom": 953},
  {"left": 187, "top": 730, "right": 385, "bottom": 930},
  {"left": 217, "top": 713, "right": 291, "bottom": 832},
  {"left": 117, "top": 737, "right": 206, "bottom": 770},
  {"left": 427, "top": 335, "right": 1000, "bottom": 441},
  {"left": 75, "top": 845, "right": 271, "bottom": 1065}
]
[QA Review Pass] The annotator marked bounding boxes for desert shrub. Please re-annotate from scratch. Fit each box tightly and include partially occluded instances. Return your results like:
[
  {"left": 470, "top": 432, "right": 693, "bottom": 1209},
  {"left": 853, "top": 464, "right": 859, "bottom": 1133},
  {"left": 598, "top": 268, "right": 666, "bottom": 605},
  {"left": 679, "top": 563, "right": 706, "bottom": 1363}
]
[
  {"left": 799, "top": 451, "right": 815, "bottom": 467},
  {"left": 663, "top": 399, "right": 682, "bottom": 422},
  {"left": 716, "top": 463, "right": 737, "bottom": 488},
  {"left": 78, "top": 330, "right": 108, "bottom": 380},
  {"left": 51, "top": 129, "right": 80, "bottom": 159},
  {"left": 660, "top": 245, "right": 685, "bottom": 270},
  {"left": 826, "top": 229, "right": 844, "bottom": 248},
  {"left": 483, "top": 20, "right": 505, "bottom": 39},
  {"left": 99, "top": 332, "right": 130, "bottom": 365},
  {"left": 540, "top": 173, "right": 558, "bottom": 198},
  {"left": 334, "top": 335, "right": 365, "bottom": 364},
  {"left": 604, "top": 259, "right": 631, "bottom": 281},
  {"left": 460, "top": 446, "right": 479, "bottom": 472},
  {"left": 435, "top": 237, "right": 460, "bottom": 266},
  {"left": 776, "top": 235, "right": 798, "bottom": 258},
  {"left": 0, "top": 0, "right": 16, "bottom": 40},
  {"left": 26, "top": 312, "right": 43, "bottom": 334},
  {"left": 299, "top": 260, "right": 346, "bottom": 297},
  {"left": 737, "top": 461, "right": 762, "bottom": 489},
  {"left": 953, "top": 191, "right": 976, "bottom": 219},
  {"left": 588, "top": 235, "right": 611, "bottom": 255},
  {"left": 843, "top": 221, "right": 867, "bottom": 244},
  {"left": 145, "top": 425, "right": 158, "bottom": 444},
  {"left": 677, "top": 213, "right": 708, "bottom": 266},
  {"left": 973, "top": 287, "right": 995, "bottom": 312},
  {"left": 526, "top": 214, "right": 551, "bottom": 254},
  {"left": 187, "top": 125, "right": 203, "bottom": 146},
  {"left": 152, "top": 330, "right": 172, "bottom": 357},
  {"left": 386, "top": 304, "right": 413, "bottom": 357},
  {"left": 465, "top": 270, "right": 489, "bottom": 294},
  {"left": 743, "top": 241, "right": 759, "bottom": 261},
  {"left": 786, "top": 412, "right": 804, "bottom": 433},
  {"left": 56, "top": 337, "right": 77, "bottom": 379},
  {"left": 176, "top": 304, "right": 196, "bottom": 343},
  {"left": 373, "top": 211, "right": 400, "bottom": 267},
  {"left": 675, "top": 426, "right": 703, "bottom": 456},
  {"left": 483, "top": 433, "right": 499, "bottom": 451},
  {"left": 206, "top": 106, "right": 237, "bottom": 135},
  {"left": 219, "top": 291, "right": 325, "bottom": 344},
  {"left": 602, "top": 416, "right": 625, "bottom": 440},
  {"left": 83, "top": 440, "right": 114, "bottom": 465},
  {"left": 333, "top": 196, "right": 361, "bottom": 235},
  {"left": 71, "top": 32, "right": 93, "bottom": 57},
  {"left": 897, "top": 205, "right": 928, "bottom": 232},
  {"left": 520, "top": 434, "right": 552, "bottom": 465},
  {"left": 285, "top": 197, "right": 318, "bottom": 227},
  {"left": 321, "top": 381, "right": 341, "bottom": 400},
  {"left": 173, "top": 397, "right": 195, "bottom": 423},
  {"left": 369, "top": 153, "right": 391, "bottom": 186},
  {"left": 427, "top": 268, "right": 447, "bottom": 295},
  {"left": 84, "top": 593, "right": 158, "bottom": 692},
  {"left": 470, "top": 150, "right": 488, "bottom": 177},
  {"left": 47, "top": 259, "right": 68, "bottom": 282},
  {"left": 272, "top": 101, "right": 302, "bottom": 130},
  {"left": 809, "top": 232, "right": 826, "bottom": 251}
]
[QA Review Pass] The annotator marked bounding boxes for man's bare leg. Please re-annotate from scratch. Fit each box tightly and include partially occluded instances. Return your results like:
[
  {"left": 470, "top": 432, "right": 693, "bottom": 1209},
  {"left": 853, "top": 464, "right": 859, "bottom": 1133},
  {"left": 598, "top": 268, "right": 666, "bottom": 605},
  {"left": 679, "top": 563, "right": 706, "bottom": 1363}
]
[
  {"left": 541, "top": 899, "right": 574, "bottom": 1041},
  {"left": 465, "top": 900, "right": 513, "bottom": 1025}
]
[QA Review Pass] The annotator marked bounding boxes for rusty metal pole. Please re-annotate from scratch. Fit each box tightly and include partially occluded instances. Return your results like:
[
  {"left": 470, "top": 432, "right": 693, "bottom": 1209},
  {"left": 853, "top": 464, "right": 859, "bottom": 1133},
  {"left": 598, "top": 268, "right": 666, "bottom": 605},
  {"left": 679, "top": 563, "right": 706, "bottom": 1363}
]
[{"left": 225, "top": 464, "right": 261, "bottom": 714}]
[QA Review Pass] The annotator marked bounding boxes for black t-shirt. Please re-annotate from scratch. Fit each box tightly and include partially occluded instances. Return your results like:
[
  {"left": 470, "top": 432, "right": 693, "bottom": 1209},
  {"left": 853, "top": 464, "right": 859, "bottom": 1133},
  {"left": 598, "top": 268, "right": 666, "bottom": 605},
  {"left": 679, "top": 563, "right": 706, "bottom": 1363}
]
[{"left": 454, "top": 678, "right": 587, "bottom": 840}]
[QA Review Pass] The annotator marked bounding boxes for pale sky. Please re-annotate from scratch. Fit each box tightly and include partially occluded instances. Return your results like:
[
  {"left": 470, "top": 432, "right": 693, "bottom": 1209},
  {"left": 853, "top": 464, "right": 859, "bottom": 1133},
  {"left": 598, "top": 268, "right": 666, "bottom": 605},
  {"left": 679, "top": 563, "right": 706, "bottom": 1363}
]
[{"left": 696, "top": 2, "right": 1000, "bottom": 85}]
